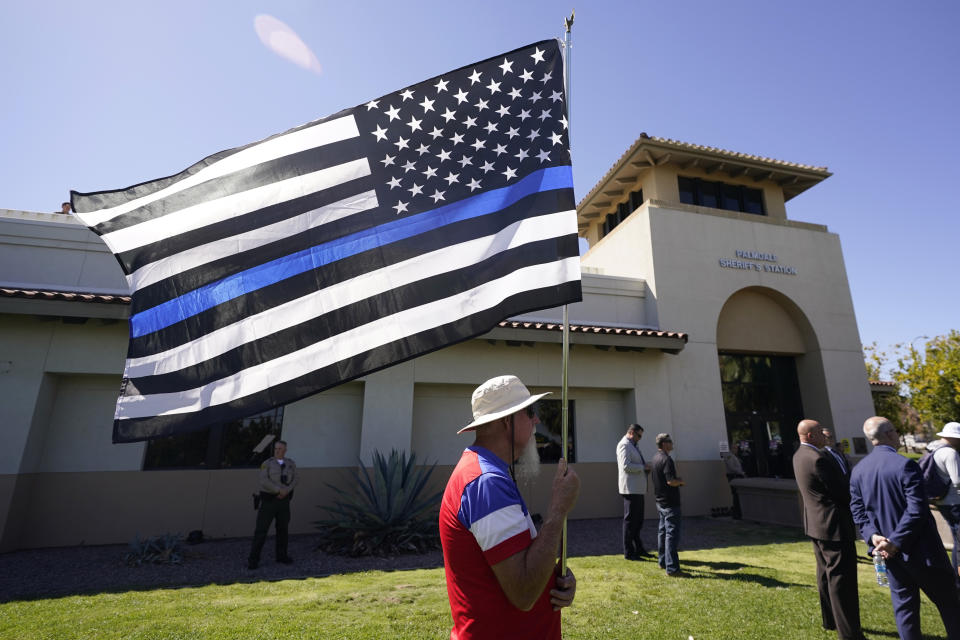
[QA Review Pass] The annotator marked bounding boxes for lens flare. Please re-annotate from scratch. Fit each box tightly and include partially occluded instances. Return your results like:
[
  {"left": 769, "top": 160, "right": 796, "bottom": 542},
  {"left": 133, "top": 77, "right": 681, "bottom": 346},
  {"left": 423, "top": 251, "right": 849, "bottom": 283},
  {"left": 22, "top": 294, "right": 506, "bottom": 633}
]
[{"left": 254, "top": 14, "right": 322, "bottom": 75}]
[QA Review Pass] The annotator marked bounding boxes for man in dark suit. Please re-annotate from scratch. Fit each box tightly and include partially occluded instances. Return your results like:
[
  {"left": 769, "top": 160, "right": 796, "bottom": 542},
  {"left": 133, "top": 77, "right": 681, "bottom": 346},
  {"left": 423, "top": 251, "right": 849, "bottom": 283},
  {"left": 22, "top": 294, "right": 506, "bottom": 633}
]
[
  {"left": 793, "top": 419, "right": 865, "bottom": 640},
  {"left": 850, "top": 416, "right": 960, "bottom": 640},
  {"left": 822, "top": 427, "right": 851, "bottom": 480}
]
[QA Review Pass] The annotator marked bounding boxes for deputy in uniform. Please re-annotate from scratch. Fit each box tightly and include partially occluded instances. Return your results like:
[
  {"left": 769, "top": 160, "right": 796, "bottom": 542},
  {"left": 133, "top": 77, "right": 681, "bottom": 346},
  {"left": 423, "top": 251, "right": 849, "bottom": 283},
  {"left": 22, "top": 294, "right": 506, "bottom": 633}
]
[{"left": 247, "top": 440, "right": 298, "bottom": 569}]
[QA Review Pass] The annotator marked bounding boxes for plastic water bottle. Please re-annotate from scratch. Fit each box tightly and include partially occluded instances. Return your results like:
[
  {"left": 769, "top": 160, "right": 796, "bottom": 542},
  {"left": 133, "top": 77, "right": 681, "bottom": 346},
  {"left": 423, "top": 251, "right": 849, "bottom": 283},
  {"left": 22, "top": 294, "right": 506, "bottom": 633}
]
[{"left": 873, "top": 551, "right": 889, "bottom": 587}]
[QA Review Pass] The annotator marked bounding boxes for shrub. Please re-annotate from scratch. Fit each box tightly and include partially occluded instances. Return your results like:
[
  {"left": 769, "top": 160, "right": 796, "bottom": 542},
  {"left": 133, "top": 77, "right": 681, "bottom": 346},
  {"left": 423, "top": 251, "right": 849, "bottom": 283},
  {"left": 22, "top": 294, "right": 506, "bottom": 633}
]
[
  {"left": 315, "top": 449, "right": 443, "bottom": 556},
  {"left": 123, "top": 533, "right": 184, "bottom": 566}
]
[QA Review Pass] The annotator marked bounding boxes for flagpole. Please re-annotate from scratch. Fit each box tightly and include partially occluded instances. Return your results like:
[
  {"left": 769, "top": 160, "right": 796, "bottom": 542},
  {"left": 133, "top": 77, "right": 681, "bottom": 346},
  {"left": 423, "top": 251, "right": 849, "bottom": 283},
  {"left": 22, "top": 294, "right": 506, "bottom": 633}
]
[{"left": 560, "top": 8, "right": 574, "bottom": 578}]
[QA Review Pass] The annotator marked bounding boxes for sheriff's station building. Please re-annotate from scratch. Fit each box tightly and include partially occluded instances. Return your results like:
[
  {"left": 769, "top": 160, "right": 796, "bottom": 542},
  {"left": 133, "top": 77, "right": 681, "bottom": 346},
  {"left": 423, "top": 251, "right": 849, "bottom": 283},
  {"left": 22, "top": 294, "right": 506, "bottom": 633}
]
[{"left": 0, "top": 134, "right": 874, "bottom": 550}]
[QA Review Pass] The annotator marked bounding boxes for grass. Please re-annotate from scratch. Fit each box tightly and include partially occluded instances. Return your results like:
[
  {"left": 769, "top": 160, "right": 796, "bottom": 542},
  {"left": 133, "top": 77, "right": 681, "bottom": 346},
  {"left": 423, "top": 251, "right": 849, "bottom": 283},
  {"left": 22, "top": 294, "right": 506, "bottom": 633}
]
[{"left": 1, "top": 529, "right": 952, "bottom": 640}]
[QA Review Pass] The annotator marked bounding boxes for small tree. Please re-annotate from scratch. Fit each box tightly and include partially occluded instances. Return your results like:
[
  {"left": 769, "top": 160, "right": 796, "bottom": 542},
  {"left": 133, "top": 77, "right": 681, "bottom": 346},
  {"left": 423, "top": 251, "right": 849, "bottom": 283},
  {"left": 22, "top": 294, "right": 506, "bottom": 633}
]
[
  {"left": 896, "top": 331, "right": 960, "bottom": 429},
  {"left": 864, "top": 342, "right": 915, "bottom": 434}
]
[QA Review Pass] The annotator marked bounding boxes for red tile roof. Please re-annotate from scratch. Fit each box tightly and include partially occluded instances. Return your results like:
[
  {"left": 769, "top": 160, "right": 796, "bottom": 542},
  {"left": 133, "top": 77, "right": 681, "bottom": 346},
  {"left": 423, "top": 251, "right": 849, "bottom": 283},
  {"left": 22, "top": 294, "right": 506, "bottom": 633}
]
[
  {"left": 0, "top": 288, "right": 131, "bottom": 305},
  {"left": 0, "top": 289, "right": 689, "bottom": 342},
  {"left": 497, "top": 320, "right": 687, "bottom": 341}
]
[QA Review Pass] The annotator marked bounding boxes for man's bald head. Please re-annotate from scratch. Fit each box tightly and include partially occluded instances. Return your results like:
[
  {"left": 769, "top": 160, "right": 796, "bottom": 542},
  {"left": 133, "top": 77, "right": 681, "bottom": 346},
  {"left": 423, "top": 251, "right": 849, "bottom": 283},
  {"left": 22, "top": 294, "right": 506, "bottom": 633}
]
[
  {"left": 863, "top": 416, "right": 897, "bottom": 445},
  {"left": 797, "top": 419, "right": 824, "bottom": 447}
]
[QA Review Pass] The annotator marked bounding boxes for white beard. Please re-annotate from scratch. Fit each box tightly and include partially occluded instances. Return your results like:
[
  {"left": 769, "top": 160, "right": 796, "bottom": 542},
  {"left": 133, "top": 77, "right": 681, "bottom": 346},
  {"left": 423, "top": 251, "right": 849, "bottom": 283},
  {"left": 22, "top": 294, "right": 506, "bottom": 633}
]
[{"left": 513, "top": 436, "right": 541, "bottom": 491}]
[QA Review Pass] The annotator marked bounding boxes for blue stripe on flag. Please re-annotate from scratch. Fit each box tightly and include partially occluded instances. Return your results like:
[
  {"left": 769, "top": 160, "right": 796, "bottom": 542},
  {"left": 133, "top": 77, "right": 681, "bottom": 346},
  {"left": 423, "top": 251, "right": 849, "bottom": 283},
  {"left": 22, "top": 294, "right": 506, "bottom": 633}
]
[{"left": 129, "top": 165, "right": 573, "bottom": 338}]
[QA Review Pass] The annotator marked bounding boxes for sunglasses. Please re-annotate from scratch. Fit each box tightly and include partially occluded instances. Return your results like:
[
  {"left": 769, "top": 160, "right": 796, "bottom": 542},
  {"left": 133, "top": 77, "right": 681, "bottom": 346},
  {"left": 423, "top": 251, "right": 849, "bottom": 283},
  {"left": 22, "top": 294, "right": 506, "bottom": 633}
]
[{"left": 524, "top": 404, "right": 540, "bottom": 420}]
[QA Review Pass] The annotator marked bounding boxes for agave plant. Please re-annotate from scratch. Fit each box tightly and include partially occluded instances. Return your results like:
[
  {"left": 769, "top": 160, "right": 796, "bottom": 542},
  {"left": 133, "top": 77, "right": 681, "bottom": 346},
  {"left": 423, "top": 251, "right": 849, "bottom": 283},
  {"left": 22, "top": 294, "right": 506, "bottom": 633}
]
[
  {"left": 315, "top": 449, "right": 443, "bottom": 556},
  {"left": 123, "top": 533, "right": 184, "bottom": 566}
]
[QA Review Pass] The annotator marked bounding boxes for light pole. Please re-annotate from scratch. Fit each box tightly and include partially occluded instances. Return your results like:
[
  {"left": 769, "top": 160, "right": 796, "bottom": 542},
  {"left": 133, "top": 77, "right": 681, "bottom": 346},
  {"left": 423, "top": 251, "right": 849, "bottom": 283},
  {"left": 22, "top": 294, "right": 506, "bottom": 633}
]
[{"left": 906, "top": 335, "right": 931, "bottom": 442}]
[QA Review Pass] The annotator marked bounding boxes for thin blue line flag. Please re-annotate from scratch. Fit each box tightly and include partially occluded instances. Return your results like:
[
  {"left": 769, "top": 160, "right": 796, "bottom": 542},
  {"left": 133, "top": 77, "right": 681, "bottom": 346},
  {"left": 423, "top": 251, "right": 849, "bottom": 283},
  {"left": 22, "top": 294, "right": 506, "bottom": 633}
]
[{"left": 71, "top": 39, "right": 581, "bottom": 443}]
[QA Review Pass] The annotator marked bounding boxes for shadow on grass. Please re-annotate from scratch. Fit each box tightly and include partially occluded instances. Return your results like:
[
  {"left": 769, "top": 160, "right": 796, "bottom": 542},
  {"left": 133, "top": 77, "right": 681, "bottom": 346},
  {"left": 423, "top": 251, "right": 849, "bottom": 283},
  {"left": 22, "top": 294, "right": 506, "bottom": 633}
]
[
  {"left": 0, "top": 517, "right": 807, "bottom": 603},
  {"left": 862, "top": 628, "right": 954, "bottom": 640},
  {"left": 0, "top": 566, "right": 438, "bottom": 605},
  {"left": 680, "top": 559, "right": 808, "bottom": 589},
  {"left": 681, "top": 559, "right": 746, "bottom": 571},
  {"left": 0, "top": 539, "right": 446, "bottom": 605},
  {"left": 679, "top": 521, "right": 807, "bottom": 551}
]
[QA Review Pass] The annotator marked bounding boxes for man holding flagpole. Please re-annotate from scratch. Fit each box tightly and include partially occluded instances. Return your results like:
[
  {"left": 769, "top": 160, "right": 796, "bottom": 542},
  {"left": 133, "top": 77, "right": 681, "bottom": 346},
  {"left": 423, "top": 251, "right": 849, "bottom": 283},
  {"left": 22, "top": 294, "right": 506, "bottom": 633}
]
[{"left": 439, "top": 375, "right": 579, "bottom": 639}]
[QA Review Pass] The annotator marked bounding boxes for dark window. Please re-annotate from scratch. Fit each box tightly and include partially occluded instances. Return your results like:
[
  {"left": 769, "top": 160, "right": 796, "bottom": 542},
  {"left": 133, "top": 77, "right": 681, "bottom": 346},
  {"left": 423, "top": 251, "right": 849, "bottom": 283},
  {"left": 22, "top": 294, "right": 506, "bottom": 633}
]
[
  {"left": 142, "top": 428, "right": 209, "bottom": 469},
  {"left": 599, "top": 188, "right": 644, "bottom": 241},
  {"left": 698, "top": 180, "right": 719, "bottom": 208},
  {"left": 602, "top": 213, "right": 615, "bottom": 237},
  {"left": 678, "top": 177, "right": 695, "bottom": 205},
  {"left": 677, "top": 177, "right": 766, "bottom": 215},
  {"left": 534, "top": 399, "right": 575, "bottom": 463},
  {"left": 851, "top": 437, "right": 867, "bottom": 454},
  {"left": 719, "top": 354, "right": 803, "bottom": 479},
  {"left": 143, "top": 407, "right": 284, "bottom": 470},
  {"left": 720, "top": 183, "right": 742, "bottom": 212},
  {"left": 743, "top": 187, "right": 765, "bottom": 214}
]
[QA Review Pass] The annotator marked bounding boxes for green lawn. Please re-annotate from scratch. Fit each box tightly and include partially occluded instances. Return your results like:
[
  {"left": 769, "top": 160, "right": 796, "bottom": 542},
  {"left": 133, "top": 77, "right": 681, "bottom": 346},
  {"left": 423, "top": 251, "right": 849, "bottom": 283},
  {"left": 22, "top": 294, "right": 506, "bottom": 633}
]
[{"left": 1, "top": 535, "right": 951, "bottom": 640}]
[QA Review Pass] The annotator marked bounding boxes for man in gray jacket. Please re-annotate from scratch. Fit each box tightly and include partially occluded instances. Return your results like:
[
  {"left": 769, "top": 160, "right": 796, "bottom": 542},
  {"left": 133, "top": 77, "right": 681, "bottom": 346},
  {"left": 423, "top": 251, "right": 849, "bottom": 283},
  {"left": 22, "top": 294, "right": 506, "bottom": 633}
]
[{"left": 617, "top": 423, "right": 650, "bottom": 559}]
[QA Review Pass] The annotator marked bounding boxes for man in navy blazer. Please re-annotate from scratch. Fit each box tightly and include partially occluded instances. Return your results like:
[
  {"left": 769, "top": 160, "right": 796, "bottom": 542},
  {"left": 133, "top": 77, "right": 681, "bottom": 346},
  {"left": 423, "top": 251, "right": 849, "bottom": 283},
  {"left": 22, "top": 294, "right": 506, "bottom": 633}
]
[{"left": 849, "top": 416, "right": 960, "bottom": 640}]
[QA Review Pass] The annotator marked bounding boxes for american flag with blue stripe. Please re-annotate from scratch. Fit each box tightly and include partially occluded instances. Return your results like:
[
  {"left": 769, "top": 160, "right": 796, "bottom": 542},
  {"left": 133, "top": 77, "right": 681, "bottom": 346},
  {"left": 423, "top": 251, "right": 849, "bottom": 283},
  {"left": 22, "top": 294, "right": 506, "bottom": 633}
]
[{"left": 71, "top": 39, "right": 581, "bottom": 443}]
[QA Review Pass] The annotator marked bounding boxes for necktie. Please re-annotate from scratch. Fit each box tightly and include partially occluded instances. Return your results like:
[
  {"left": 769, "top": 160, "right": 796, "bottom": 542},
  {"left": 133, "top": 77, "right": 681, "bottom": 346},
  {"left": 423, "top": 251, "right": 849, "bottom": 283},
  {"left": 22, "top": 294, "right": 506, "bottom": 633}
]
[
  {"left": 633, "top": 441, "right": 645, "bottom": 466},
  {"left": 829, "top": 448, "right": 846, "bottom": 475}
]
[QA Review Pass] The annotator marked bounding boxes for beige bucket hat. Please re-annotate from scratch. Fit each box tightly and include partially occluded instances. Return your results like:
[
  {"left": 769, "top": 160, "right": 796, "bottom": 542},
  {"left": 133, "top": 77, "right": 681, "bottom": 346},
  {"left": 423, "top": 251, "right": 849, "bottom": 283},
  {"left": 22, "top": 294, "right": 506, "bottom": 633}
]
[{"left": 457, "top": 375, "right": 551, "bottom": 434}]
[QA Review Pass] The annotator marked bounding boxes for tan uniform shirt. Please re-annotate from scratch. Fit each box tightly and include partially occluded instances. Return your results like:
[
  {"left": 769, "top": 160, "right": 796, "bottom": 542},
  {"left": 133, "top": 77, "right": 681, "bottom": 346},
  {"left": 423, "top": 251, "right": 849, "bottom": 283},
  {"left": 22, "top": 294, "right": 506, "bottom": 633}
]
[{"left": 258, "top": 457, "right": 298, "bottom": 495}]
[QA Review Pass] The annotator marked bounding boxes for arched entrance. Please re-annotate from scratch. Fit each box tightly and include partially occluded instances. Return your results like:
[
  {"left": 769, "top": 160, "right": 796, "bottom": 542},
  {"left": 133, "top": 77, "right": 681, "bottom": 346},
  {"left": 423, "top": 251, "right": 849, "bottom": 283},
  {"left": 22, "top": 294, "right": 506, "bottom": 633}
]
[{"left": 716, "top": 287, "right": 819, "bottom": 479}]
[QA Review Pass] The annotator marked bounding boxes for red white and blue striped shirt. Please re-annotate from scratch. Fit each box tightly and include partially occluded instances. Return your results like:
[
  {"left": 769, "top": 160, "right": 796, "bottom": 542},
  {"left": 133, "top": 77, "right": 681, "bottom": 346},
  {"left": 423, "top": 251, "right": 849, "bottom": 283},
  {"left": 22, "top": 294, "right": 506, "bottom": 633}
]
[{"left": 439, "top": 446, "right": 560, "bottom": 639}]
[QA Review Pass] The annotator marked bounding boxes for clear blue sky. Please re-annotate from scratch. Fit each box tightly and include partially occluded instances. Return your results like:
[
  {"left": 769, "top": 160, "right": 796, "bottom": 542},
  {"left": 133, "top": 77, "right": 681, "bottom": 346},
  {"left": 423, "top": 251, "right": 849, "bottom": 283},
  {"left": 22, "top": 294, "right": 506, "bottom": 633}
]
[{"left": 2, "top": 1, "right": 957, "bottom": 364}]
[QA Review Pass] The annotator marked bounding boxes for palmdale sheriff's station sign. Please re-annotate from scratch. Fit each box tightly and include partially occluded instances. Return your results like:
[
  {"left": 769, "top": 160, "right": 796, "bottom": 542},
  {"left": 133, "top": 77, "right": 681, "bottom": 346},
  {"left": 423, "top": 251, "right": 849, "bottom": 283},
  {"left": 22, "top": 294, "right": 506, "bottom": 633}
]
[{"left": 719, "top": 250, "right": 797, "bottom": 275}]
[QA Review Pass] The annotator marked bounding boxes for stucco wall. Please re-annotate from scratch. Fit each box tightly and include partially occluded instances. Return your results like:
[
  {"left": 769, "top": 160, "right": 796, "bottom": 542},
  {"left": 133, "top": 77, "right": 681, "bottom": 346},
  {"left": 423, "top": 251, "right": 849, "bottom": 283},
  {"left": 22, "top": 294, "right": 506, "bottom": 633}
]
[
  {"left": 1, "top": 308, "right": 711, "bottom": 550},
  {"left": 582, "top": 203, "right": 874, "bottom": 446},
  {"left": 1, "top": 458, "right": 731, "bottom": 550},
  {"left": 0, "top": 212, "right": 128, "bottom": 292},
  {"left": 0, "top": 199, "right": 876, "bottom": 550},
  {"left": 281, "top": 382, "right": 364, "bottom": 467}
]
